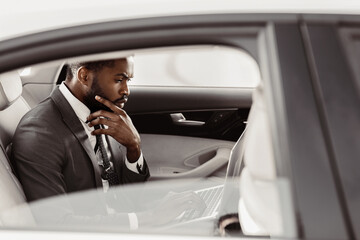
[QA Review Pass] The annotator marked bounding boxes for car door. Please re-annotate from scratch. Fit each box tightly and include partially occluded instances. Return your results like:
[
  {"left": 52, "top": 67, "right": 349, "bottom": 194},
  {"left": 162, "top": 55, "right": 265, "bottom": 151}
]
[{"left": 123, "top": 45, "right": 258, "bottom": 179}]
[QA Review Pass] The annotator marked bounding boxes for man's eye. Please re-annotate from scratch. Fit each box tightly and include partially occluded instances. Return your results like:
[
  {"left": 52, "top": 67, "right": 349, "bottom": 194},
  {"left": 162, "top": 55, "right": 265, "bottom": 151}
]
[{"left": 116, "top": 78, "right": 131, "bottom": 82}]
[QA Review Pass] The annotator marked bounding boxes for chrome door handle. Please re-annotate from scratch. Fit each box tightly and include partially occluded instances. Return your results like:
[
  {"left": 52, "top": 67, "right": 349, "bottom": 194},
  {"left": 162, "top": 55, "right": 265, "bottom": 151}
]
[{"left": 170, "top": 113, "right": 205, "bottom": 126}]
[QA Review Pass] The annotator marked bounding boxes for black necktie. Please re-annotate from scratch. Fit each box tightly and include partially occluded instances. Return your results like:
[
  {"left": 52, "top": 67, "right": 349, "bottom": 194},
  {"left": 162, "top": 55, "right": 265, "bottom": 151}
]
[{"left": 94, "top": 125, "right": 119, "bottom": 186}]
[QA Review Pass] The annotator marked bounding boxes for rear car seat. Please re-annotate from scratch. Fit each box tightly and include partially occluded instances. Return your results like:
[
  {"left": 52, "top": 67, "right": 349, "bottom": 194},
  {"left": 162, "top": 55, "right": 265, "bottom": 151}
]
[{"left": 0, "top": 71, "right": 34, "bottom": 225}]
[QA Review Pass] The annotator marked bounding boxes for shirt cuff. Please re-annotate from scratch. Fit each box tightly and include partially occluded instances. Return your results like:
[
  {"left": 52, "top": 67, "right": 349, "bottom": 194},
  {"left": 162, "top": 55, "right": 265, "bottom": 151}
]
[
  {"left": 125, "top": 151, "right": 144, "bottom": 174},
  {"left": 128, "top": 212, "right": 138, "bottom": 230}
]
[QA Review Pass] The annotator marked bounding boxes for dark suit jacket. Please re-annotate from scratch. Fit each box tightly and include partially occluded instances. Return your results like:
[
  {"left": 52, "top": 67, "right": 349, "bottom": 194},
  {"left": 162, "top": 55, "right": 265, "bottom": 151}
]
[{"left": 11, "top": 87, "right": 150, "bottom": 203}]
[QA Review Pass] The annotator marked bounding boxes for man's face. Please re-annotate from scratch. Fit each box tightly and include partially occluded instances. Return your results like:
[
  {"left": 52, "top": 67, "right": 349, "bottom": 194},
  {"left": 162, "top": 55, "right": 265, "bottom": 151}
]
[{"left": 83, "top": 57, "right": 134, "bottom": 113}]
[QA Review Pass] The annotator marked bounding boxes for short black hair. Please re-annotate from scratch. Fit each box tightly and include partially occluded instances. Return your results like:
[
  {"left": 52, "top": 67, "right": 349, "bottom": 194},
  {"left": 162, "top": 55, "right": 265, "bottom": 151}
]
[{"left": 66, "top": 59, "right": 116, "bottom": 80}]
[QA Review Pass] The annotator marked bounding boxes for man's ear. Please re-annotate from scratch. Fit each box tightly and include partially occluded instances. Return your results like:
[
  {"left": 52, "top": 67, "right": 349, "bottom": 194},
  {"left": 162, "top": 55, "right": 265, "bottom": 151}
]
[{"left": 77, "top": 67, "right": 90, "bottom": 86}]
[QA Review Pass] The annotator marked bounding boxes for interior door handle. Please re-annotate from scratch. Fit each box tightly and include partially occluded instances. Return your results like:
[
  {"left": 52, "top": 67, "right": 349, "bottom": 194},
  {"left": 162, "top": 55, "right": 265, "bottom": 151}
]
[{"left": 170, "top": 113, "right": 205, "bottom": 126}]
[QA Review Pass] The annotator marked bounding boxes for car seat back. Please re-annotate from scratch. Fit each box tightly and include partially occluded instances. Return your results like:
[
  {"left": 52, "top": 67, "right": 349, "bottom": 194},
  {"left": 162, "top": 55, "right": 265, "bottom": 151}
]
[
  {"left": 238, "top": 83, "right": 297, "bottom": 237},
  {"left": 0, "top": 71, "right": 32, "bottom": 157},
  {"left": 0, "top": 71, "right": 34, "bottom": 226}
]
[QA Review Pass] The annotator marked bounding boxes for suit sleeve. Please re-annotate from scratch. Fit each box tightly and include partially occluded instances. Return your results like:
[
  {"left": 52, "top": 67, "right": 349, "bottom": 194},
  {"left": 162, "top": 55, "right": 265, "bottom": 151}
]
[
  {"left": 11, "top": 116, "right": 67, "bottom": 202},
  {"left": 108, "top": 138, "right": 150, "bottom": 184}
]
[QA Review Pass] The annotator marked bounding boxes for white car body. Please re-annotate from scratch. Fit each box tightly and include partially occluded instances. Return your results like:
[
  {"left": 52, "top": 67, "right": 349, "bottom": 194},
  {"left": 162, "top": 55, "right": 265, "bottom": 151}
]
[
  {"left": 1, "top": 1, "right": 360, "bottom": 240},
  {"left": 1, "top": 0, "right": 360, "bottom": 41}
]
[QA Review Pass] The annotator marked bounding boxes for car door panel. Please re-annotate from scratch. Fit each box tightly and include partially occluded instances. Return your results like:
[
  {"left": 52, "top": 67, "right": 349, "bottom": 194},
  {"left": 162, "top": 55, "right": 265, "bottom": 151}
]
[
  {"left": 126, "top": 87, "right": 250, "bottom": 178},
  {"left": 125, "top": 86, "right": 252, "bottom": 114},
  {"left": 126, "top": 86, "right": 251, "bottom": 141},
  {"left": 140, "top": 134, "right": 235, "bottom": 180}
]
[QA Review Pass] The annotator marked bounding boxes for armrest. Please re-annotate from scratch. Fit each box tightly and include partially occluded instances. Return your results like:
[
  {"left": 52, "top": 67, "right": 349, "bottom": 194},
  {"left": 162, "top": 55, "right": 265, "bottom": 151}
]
[{"left": 150, "top": 148, "right": 231, "bottom": 180}]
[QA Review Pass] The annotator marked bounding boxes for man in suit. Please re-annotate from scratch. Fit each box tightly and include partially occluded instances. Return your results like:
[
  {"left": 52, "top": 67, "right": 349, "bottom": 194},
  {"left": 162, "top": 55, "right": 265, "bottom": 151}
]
[
  {"left": 12, "top": 56, "right": 150, "bottom": 202},
  {"left": 11, "top": 57, "right": 205, "bottom": 228}
]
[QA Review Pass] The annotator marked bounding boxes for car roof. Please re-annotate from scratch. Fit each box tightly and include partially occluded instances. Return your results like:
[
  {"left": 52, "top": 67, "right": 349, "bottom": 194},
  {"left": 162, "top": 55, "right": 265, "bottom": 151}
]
[{"left": 1, "top": 0, "right": 360, "bottom": 41}]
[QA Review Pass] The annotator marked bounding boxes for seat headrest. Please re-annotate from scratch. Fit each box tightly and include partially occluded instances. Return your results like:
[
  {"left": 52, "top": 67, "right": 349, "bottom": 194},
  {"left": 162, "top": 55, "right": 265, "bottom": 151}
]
[{"left": 0, "top": 72, "right": 23, "bottom": 111}]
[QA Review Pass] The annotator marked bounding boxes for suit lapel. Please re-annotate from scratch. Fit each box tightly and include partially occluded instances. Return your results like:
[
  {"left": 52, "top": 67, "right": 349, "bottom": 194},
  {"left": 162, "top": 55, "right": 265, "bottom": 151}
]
[{"left": 50, "top": 87, "right": 102, "bottom": 188}]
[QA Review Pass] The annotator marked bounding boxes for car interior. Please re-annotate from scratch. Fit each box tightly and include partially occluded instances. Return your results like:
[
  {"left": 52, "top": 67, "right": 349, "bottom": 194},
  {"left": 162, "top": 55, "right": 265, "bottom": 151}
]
[{"left": 0, "top": 45, "right": 297, "bottom": 238}]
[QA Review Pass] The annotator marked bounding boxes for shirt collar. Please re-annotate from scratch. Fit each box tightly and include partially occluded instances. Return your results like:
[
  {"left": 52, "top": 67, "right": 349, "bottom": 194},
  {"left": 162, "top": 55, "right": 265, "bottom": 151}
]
[{"left": 59, "top": 82, "right": 90, "bottom": 123}]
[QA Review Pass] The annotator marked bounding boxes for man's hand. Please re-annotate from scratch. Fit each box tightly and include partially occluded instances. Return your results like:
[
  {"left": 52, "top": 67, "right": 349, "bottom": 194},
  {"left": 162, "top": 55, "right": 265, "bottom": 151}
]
[
  {"left": 137, "top": 191, "right": 207, "bottom": 227},
  {"left": 87, "top": 95, "right": 141, "bottom": 162}
]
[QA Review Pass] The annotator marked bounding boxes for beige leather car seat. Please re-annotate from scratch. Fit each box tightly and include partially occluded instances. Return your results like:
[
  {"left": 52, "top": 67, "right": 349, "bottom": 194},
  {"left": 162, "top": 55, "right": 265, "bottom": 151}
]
[
  {"left": 238, "top": 84, "right": 297, "bottom": 238},
  {"left": 0, "top": 71, "right": 34, "bottom": 226}
]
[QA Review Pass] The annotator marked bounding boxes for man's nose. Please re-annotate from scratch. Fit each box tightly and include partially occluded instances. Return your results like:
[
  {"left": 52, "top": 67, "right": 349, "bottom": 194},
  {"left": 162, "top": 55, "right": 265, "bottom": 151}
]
[{"left": 120, "top": 81, "right": 130, "bottom": 96}]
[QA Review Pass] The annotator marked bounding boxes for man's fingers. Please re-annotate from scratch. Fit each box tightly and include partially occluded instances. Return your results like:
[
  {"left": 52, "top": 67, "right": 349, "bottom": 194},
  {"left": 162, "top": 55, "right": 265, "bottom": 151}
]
[
  {"left": 87, "top": 109, "right": 127, "bottom": 124},
  {"left": 166, "top": 191, "right": 206, "bottom": 212},
  {"left": 186, "top": 192, "right": 207, "bottom": 211},
  {"left": 88, "top": 117, "right": 118, "bottom": 128},
  {"left": 87, "top": 110, "right": 114, "bottom": 123},
  {"left": 91, "top": 127, "right": 113, "bottom": 136}
]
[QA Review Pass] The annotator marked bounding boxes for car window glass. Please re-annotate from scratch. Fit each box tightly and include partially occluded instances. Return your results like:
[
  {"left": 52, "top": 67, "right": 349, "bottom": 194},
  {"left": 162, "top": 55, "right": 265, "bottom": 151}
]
[
  {"left": 1, "top": 45, "right": 278, "bottom": 238},
  {"left": 131, "top": 45, "right": 260, "bottom": 87}
]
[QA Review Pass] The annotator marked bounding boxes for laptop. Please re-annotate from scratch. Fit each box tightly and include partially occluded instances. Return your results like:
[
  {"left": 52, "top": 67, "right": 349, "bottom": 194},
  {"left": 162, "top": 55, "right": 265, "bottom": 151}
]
[{"left": 174, "top": 130, "right": 245, "bottom": 225}]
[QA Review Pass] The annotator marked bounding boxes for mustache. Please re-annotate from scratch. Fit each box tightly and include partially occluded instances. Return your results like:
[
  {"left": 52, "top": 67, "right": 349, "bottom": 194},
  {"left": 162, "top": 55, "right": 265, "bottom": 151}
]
[{"left": 114, "top": 94, "right": 128, "bottom": 103}]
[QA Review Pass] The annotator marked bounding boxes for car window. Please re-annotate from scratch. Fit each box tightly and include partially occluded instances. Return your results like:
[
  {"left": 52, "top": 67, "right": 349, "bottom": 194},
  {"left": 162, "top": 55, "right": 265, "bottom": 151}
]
[
  {"left": 0, "top": 34, "right": 294, "bottom": 240},
  {"left": 1, "top": 45, "right": 266, "bottom": 235},
  {"left": 132, "top": 45, "right": 260, "bottom": 88}
]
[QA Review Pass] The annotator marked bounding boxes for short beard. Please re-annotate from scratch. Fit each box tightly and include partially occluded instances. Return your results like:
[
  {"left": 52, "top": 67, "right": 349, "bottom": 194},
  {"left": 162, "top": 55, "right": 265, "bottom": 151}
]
[{"left": 83, "top": 76, "right": 112, "bottom": 113}]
